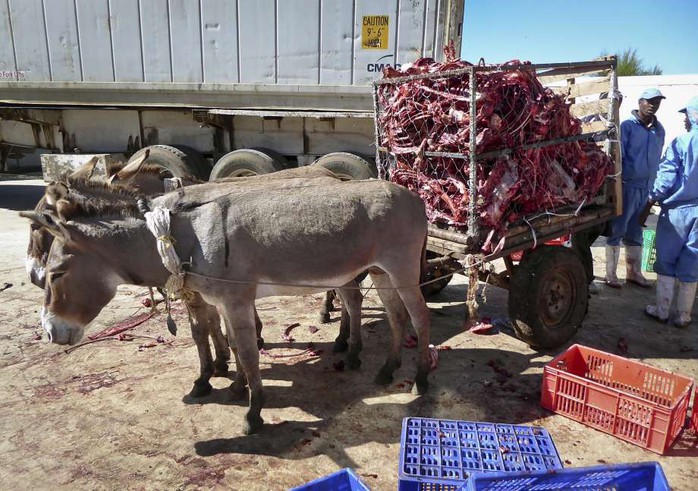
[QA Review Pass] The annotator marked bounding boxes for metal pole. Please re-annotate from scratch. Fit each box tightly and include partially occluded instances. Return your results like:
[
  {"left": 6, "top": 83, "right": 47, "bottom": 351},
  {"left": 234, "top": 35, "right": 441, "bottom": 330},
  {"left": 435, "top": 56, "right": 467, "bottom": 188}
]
[
  {"left": 467, "top": 66, "right": 478, "bottom": 245},
  {"left": 371, "top": 83, "right": 384, "bottom": 179}
]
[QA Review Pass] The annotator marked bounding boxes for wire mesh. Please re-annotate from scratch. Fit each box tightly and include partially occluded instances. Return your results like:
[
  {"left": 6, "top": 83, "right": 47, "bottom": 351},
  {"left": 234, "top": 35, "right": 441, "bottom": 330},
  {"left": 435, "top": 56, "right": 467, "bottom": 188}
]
[{"left": 373, "top": 58, "right": 617, "bottom": 252}]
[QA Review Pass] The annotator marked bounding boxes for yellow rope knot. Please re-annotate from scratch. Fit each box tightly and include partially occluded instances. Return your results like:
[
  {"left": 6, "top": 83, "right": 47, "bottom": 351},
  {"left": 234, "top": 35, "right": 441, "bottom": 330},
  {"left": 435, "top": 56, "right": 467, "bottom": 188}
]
[
  {"left": 157, "top": 235, "right": 176, "bottom": 248},
  {"left": 164, "top": 272, "right": 194, "bottom": 304}
]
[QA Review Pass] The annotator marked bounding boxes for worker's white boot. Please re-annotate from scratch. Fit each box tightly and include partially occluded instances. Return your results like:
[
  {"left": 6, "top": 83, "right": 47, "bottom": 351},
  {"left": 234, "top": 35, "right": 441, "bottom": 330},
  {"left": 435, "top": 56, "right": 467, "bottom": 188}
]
[
  {"left": 645, "top": 275, "right": 675, "bottom": 323},
  {"left": 604, "top": 245, "right": 622, "bottom": 288},
  {"left": 625, "top": 246, "right": 651, "bottom": 287},
  {"left": 674, "top": 281, "right": 697, "bottom": 328}
]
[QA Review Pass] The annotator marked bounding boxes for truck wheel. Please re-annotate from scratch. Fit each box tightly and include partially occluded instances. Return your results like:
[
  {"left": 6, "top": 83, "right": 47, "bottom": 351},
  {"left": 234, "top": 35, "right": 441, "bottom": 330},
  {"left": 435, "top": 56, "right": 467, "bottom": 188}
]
[
  {"left": 170, "top": 145, "right": 211, "bottom": 179},
  {"left": 312, "top": 152, "right": 377, "bottom": 180},
  {"left": 508, "top": 245, "right": 587, "bottom": 349},
  {"left": 128, "top": 145, "right": 207, "bottom": 180},
  {"left": 209, "top": 148, "right": 287, "bottom": 179},
  {"left": 421, "top": 251, "right": 454, "bottom": 297}
]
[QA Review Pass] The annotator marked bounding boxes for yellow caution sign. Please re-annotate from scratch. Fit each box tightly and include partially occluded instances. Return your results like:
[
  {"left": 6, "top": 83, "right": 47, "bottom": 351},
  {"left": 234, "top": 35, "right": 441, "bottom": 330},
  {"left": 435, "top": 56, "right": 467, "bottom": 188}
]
[{"left": 362, "top": 15, "right": 389, "bottom": 50}]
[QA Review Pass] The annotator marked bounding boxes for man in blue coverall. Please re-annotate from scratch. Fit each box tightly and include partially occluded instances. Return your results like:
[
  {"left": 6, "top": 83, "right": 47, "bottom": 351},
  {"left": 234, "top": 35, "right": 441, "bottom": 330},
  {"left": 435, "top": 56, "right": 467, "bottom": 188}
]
[
  {"left": 605, "top": 88, "right": 666, "bottom": 288},
  {"left": 644, "top": 96, "right": 698, "bottom": 327}
]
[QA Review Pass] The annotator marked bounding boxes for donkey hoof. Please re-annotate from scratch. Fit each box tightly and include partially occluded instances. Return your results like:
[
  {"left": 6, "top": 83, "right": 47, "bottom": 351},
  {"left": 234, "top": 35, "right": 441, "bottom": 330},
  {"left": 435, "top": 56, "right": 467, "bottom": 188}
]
[
  {"left": 332, "top": 339, "right": 348, "bottom": 353},
  {"left": 345, "top": 355, "right": 362, "bottom": 371},
  {"left": 257, "top": 337, "right": 265, "bottom": 350},
  {"left": 319, "top": 312, "right": 331, "bottom": 324},
  {"left": 189, "top": 380, "right": 213, "bottom": 398},
  {"left": 228, "top": 383, "right": 247, "bottom": 401},
  {"left": 213, "top": 361, "right": 229, "bottom": 377},
  {"left": 374, "top": 368, "right": 393, "bottom": 386},
  {"left": 243, "top": 415, "right": 264, "bottom": 435},
  {"left": 413, "top": 374, "right": 429, "bottom": 395}
]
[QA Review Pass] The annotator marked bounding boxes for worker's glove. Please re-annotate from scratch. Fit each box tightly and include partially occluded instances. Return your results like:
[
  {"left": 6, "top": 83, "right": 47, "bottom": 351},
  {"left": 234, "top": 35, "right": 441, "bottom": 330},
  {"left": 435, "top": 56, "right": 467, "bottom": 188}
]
[{"left": 639, "top": 200, "right": 656, "bottom": 227}]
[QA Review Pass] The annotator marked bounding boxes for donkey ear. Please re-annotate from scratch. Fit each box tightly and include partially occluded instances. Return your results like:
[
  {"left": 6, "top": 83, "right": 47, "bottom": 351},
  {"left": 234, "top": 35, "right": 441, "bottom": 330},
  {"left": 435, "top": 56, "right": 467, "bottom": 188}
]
[
  {"left": 113, "top": 148, "right": 151, "bottom": 181},
  {"left": 45, "top": 182, "right": 70, "bottom": 207},
  {"left": 18, "top": 210, "right": 72, "bottom": 241},
  {"left": 55, "top": 198, "right": 80, "bottom": 222},
  {"left": 69, "top": 156, "right": 100, "bottom": 180}
]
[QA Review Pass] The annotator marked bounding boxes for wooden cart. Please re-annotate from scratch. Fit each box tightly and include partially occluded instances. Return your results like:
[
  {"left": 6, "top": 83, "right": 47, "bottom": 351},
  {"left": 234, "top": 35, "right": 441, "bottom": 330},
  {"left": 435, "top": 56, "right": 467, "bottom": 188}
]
[{"left": 372, "top": 58, "right": 622, "bottom": 349}]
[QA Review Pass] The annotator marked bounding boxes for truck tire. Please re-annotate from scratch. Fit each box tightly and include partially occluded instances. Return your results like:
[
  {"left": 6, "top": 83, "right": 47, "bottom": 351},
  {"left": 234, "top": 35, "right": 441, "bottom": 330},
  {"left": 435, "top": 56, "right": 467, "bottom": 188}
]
[
  {"left": 508, "top": 245, "right": 587, "bottom": 349},
  {"left": 170, "top": 145, "right": 211, "bottom": 179},
  {"left": 209, "top": 148, "right": 288, "bottom": 179},
  {"left": 421, "top": 251, "right": 454, "bottom": 297},
  {"left": 127, "top": 145, "right": 207, "bottom": 180},
  {"left": 312, "top": 152, "right": 377, "bottom": 180}
]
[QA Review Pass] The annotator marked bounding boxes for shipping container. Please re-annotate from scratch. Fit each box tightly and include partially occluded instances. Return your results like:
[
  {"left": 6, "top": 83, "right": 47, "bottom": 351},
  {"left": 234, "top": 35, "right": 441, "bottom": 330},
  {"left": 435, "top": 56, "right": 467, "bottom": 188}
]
[{"left": 0, "top": 0, "right": 464, "bottom": 177}]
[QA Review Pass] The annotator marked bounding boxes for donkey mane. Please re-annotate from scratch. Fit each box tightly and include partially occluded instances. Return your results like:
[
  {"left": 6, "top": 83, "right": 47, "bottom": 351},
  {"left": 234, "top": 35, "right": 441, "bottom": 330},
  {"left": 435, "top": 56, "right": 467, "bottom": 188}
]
[
  {"left": 111, "top": 160, "right": 201, "bottom": 183},
  {"left": 55, "top": 176, "right": 146, "bottom": 220}
]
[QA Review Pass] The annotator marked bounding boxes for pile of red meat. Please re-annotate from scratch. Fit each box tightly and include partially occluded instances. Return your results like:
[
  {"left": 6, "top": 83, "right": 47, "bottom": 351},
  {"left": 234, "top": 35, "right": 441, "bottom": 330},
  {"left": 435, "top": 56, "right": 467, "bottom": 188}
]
[{"left": 376, "top": 51, "right": 614, "bottom": 246}]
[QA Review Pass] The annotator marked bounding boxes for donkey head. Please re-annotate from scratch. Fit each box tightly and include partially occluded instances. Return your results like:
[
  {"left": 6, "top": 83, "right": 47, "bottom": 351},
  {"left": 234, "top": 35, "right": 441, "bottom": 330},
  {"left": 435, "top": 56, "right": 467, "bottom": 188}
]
[{"left": 21, "top": 209, "right": 130, "bottom": 345}]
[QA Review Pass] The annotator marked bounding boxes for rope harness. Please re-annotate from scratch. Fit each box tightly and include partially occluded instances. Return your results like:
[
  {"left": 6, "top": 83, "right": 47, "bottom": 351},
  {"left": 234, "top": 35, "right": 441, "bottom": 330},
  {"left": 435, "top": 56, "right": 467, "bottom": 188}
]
[{"left": 142, "top": 206, "right": 479, "bottom": 293}]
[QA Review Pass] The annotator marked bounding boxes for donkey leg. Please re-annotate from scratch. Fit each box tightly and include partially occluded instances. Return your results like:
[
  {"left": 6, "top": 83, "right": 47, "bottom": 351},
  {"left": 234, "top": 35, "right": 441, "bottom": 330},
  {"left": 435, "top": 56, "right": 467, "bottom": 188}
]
[
  {"left": 254, "top": 307, "right": 264, "bottom": 349},
  {"left": 332, "top": 306, "right": 350, "bottom": 353},
  {"left": 205, "top": 309, "right": 230, "bottom": 377},
  {"left": 186, "top": 296, "right": 216, "bottom": 398},
  {"left": 370, "top": 270, "right": 409, "bottom": 386},
  {"left": 336, "top": 282, "right": 363, "bottom": 370},
  {"left": 318, "top": 289, "right": 336, "bottom": 324},
  {"left": 394, "top": 285, "right": 431, "bottom": 395},
  {"left": 222, "top": 303, "right": 265, "bottom": 435}
]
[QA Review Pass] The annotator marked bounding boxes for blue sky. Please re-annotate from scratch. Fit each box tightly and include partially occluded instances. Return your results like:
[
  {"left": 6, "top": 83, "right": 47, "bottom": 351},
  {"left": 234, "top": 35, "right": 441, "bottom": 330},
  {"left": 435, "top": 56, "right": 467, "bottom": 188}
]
[{"left": 460, "top": 0, "right": 697, "bottom": 75}]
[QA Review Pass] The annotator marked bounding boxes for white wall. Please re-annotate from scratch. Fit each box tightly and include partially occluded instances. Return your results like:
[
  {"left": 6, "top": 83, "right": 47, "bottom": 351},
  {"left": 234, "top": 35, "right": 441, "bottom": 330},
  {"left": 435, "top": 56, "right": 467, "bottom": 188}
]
[{"left": 618, "top": 74, "right": 698, "bottom": 151}]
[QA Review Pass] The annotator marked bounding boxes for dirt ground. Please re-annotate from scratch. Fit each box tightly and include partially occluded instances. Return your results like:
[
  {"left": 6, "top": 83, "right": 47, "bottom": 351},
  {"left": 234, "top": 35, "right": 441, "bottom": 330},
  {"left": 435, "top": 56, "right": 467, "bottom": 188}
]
[{"left": 1, "top": 176, "right": 697, "bottom": 490}]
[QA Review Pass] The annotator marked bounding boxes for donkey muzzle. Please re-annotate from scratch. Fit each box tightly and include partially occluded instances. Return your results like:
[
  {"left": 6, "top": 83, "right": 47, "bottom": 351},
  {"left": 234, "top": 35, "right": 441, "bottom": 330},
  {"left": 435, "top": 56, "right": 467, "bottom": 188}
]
[{"left": 41, "top": 307, "right": 84, "bottom": 345}]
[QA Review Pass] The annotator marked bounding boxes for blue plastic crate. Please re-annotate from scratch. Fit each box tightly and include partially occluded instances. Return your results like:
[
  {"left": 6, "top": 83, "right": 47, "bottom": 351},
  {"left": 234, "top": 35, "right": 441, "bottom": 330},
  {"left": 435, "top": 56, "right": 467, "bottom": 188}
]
[
  {"left": 398, "top": 418, "right": 563, "bottom": 491},
  {"left": 290, "top": 468, "right": 370, "bottom": 491},
  {"left": 463, "top": 461, "right": 670, "bottom": 491}
]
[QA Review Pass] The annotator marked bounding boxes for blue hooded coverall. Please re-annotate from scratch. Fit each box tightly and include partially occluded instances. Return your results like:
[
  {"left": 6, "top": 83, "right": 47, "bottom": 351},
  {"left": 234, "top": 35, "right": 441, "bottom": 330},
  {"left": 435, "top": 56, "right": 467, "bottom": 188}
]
[
  {"left": 608, "top": 111, "right": 666, "bottom": 246},
  {"left": 650, "top": 98, "right": 698, "bottom": 282}
]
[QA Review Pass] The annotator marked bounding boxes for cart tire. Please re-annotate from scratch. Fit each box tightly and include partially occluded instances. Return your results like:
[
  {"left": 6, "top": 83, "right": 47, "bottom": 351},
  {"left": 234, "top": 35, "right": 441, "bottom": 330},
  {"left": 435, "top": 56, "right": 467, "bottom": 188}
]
[
  {"left": 421, "top": 251, "right": 454, "bottom": 297},
  {"left": 209, "top": 148, "right": 287, "bottom": 180},
  {"left": 508, "top": 245, "right": 587, "bottom": 349},
  {"left": 312, "top": 152, "right": 377, "bottom": 180},
  {"left": 127, "top": 145, "right": 207, "bottom": 179}
]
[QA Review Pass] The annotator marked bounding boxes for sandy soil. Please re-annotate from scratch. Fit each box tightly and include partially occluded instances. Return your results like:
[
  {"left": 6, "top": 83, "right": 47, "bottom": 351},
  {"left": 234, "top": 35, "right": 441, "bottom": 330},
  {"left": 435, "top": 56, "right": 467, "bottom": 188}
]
[{"left": 0, "top": 177, "right": 696, "bottom": 490}]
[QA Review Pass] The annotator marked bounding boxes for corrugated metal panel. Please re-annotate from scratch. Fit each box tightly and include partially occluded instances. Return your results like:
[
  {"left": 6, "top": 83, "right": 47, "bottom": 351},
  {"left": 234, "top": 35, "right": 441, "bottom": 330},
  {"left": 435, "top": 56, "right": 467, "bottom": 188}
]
[
  {"left": 1, "top": 0, "right": 461, "bottom": 95},
  {"left": 201, "top": 0, "right": 239, "bottom": 83},
  {"left": 277, "top": 1, "right": 320, "bottom": 84},
  {"left": 319, "top": 0, "right": 354, "bottom": 85},
  {"left": 76, "top": 0, "right": 114, "bottom": 81},
  {"left": 139, "top": 0, "right": 171, "bottom": 82},
  {"left": 169, "top": 0, "right": 203, "bottom": 82},
  {"left": 42, "top": 0, "right": 81, "bottom": 82},
  {"left": 352, "top": 0, "right": 398, "bottom": 85},
  {"left": 8, "top": 0, "right": 50, "bottom": 81},
  {"left": 238, "top": 0, "right": 275, "bottom": 83},
  {"left": 0, "top": 0, "right": 17, "bottom": 77},
  {"left": 110, "top": 0, "right": 144, "bottom": 82}
]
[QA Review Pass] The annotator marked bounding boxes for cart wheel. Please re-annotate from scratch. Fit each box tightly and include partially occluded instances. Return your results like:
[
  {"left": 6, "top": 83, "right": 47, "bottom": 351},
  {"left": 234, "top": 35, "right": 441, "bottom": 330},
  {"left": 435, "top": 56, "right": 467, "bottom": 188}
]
[
  {"left": 508, "top": 245, "right": 587, "bottom": 349},
  {"left": 421, "top": 251, "right": 454, "bottom": 297}
]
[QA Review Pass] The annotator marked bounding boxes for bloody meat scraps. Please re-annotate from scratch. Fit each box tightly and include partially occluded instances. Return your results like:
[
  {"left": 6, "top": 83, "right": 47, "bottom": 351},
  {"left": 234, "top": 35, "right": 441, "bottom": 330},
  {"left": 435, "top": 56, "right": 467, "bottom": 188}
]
[{"left": 376, "top": 53, "right": 614, "bottom": 252}]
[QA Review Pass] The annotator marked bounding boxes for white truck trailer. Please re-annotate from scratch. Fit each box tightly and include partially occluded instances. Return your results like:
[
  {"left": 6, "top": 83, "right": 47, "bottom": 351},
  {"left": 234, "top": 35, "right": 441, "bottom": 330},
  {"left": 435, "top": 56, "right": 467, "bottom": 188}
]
[{"left": 0, "top": 0, "right": 464, "bottom": 178}]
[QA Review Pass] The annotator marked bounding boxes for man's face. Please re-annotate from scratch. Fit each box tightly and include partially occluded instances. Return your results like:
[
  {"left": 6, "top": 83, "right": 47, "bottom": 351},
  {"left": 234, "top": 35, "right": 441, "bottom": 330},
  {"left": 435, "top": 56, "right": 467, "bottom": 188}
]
[
  {"left": 685, "top": 113, "right": 692, "bottom": 132},
  {"left": 638, "top": 97, "right": 663, "bottom": 119}
]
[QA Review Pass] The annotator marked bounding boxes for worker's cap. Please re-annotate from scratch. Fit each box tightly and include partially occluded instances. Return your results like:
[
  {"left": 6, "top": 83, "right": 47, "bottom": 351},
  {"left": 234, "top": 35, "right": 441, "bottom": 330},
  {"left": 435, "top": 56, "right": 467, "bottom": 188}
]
[
  {"left": 678, "top": 96, "right": 698, "bottom": 114},
  {"left": 638, "top": 88, "right": 665, "bottom": 101}
]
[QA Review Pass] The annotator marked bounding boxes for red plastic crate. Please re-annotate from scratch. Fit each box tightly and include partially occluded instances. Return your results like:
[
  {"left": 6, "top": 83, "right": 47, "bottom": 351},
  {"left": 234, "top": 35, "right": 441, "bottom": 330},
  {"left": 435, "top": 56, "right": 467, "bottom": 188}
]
[
  {"left": 689, "top": 387, "right": 698, "bottom": 435},
  {"left": 540, "top": 344, "right": 694, "bottom": 454}
]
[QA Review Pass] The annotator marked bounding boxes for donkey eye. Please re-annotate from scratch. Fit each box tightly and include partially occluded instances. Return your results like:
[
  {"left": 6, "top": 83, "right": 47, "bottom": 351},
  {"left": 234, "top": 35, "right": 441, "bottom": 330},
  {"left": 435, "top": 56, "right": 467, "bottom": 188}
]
[{"left": 50, "top": 271, "right": 66, "bottom": 282}]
